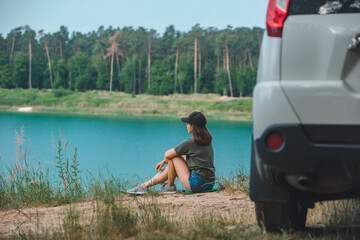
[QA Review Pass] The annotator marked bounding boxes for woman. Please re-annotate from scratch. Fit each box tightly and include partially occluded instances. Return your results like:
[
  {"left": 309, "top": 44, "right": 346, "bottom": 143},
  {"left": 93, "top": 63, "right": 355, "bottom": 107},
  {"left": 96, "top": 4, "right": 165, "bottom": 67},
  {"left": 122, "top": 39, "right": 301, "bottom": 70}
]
[{"left": 127, "top": 111, "right": 215, "bottom": 194}]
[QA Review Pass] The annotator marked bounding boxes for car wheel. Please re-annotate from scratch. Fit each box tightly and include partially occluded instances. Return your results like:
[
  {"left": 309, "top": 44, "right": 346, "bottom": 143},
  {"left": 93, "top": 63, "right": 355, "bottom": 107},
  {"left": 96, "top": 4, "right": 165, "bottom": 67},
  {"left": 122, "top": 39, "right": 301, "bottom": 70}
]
[{"left": 255, "top": 200, "right": 307, "bottom": 231}]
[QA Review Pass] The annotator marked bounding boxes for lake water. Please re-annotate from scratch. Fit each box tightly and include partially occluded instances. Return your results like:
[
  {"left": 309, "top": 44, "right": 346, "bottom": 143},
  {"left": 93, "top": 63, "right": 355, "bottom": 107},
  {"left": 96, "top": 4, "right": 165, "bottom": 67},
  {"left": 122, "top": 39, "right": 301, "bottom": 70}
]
[{"left": 0, "top": 112, "right": 252, "bottom": 182}]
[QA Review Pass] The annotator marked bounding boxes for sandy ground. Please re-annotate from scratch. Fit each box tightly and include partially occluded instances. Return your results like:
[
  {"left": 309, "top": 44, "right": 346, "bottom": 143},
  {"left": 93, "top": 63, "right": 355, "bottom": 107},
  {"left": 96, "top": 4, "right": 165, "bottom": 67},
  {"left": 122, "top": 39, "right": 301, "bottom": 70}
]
[{"left": 0, "top": 190, "right": 255, "bottom": 238}]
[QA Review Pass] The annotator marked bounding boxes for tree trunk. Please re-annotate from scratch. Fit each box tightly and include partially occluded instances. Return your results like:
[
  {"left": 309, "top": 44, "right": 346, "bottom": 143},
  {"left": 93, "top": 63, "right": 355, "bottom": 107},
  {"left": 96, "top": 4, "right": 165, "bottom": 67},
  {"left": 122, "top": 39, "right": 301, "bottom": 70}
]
[
  {"left": 225, "top": 40, "right": 233, "bottom": 97},
  {"left": 109, "top": 53, "right": 114, "bottom": 92},
  {"left": 215, "top": 36, "right": 219, "bottom": 71},
  {"left": 147, "top": 38, "right": 151, "bottom": 88},
  {"left": 236, "top": 52, "right": 240, "bottom": 67},
  {"left": 194, "top": 37, "right": 198, "bottom": 94},
  {"left": 45, "top": 42, "right": 53, "bottom": 89},
  {"left": 133, "top": 61, "right": 136, "bottom": 94},
  {"left": 223, "top": 49, "right": 226, "bottom": 70},
  {"left": 124, "top": 47, "right": 128, "bottom": 59},
  {"left": 248, "top": 51, "right": 254, "bottom": 70},
  {"left": 205, "top": 46, "right": 208, "bottom": 84},
  {"left": 257, "top": 32, "right": 262, "bottom": 54},
  {"left": 116, "top": 53, "right": 122, "bottom": 91},
  {"left": 77, "top": 46, "right": 80, "bottom": 55},
  {"left": 101, "top": 46, "right": 106, "bottom": 59},
  {"left": 243, "top": 52, "right": 248, "bottom": 69},
  {"left": 174, "top": 45, "right": 179, "bottom": 92},
  {"left": 28, "top": 37, "right": 32, "bottom": 89},
  {"left": 116, "top": 52, "right": 121, "bottom": 74},
  {"left": 10, "top": 37, "right": 15, "bottom": 63},
  {"left": 198, "top": 44, "right": 201, "bottom": 77},
  {"left": 60, "top": 40, "right": 63, "bottom": 59},
  {"left": 167, "top": 48, "right": 171, "bottom": 74},
  {"left": 138, "top": 55, "right": 142, "bottom": 94}
]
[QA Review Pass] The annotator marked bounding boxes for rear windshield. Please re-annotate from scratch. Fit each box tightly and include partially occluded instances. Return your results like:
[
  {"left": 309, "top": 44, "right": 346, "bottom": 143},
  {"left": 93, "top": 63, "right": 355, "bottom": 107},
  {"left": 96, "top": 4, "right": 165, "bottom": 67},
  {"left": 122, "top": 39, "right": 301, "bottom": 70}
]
[{"left": 289, "top": 0, "right": 360, "bottom": 15}]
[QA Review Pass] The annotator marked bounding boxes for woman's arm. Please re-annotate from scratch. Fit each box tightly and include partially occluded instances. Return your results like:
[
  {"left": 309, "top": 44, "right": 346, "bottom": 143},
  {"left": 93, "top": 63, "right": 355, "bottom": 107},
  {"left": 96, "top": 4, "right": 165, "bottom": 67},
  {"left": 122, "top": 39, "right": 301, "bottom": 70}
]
[
  {"left": 164, "top": 148, "right": 177, "bottom": 160},
  {"left": 155, "top": 148, "right": 178, "bottom": 172}
]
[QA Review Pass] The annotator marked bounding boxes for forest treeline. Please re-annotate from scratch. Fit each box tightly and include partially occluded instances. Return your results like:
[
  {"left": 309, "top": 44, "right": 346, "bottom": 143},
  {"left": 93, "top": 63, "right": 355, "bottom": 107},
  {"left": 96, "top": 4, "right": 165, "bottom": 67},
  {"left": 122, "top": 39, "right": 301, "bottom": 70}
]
[{"left": 0, "top": 25, "right": 263, "bottom": 97}]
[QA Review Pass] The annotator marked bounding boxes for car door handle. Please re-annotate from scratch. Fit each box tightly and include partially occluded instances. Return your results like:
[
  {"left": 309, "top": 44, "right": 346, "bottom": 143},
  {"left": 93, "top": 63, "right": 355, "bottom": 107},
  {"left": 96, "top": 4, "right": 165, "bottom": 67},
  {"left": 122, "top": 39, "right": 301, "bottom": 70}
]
[{"left": 348, "top": 33, "right": 360, "bottom": 50}]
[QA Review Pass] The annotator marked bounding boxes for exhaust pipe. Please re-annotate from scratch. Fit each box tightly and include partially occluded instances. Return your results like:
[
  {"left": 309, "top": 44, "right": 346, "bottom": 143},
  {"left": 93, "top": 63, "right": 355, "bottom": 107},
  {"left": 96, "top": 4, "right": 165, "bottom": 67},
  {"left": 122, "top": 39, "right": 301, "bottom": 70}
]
[{"left": 298, "top": 174, "right": 315, "bottom": 187}]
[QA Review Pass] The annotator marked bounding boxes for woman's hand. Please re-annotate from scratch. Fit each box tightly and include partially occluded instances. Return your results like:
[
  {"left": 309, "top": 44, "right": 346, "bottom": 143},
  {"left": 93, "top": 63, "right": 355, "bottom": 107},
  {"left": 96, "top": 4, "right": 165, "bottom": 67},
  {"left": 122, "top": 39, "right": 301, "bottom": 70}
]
[
  {"left": 155, "top": 148, "right": 178, "bottom": 172},
  {"left": 155, "top": 160, "right": 166, "bottom": 172}
]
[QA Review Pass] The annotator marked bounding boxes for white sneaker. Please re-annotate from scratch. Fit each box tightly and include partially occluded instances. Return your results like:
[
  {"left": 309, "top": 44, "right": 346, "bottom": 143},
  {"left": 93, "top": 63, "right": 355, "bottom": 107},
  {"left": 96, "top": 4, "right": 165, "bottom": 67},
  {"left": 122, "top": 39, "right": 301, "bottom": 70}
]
[
  {"left": 159, "top": 184, "right": 177, "bottom": 194},
  {"left": 126, "top": 185, "right": 147, "bottom": 195}
]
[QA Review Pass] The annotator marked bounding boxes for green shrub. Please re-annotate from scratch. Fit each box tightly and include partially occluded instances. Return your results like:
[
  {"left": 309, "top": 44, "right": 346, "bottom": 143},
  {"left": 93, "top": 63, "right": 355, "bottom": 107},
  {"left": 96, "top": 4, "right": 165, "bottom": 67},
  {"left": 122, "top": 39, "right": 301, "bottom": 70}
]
[
  {"left": 218, "top": 166, "right": 249, "bottom": 193},
  {"left": 53, "top": 88, "right": 73, "bottom": 98}
]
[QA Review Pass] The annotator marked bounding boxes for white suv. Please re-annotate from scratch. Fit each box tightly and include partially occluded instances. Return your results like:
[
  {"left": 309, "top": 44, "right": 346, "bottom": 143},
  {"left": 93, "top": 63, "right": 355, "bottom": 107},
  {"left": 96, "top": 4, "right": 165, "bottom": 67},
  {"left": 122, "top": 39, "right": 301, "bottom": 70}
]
[{"left": 250, "top": 0, "right": 360, "bottom": 230}]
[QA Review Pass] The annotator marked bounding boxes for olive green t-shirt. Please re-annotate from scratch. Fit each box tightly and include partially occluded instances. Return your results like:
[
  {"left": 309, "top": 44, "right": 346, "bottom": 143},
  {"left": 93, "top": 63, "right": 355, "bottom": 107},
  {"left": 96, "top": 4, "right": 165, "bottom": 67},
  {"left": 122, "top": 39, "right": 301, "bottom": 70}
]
[{"left": 174, "top": 138, "right": 215, "bottom": 179}]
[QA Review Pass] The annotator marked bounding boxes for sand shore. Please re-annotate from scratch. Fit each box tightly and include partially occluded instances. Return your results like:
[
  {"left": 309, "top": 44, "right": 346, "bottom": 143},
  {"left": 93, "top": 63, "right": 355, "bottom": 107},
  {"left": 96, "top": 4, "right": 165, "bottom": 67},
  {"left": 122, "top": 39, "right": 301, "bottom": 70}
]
[{"left": 0, "top": 190, "right": 255, "bottom": 238}]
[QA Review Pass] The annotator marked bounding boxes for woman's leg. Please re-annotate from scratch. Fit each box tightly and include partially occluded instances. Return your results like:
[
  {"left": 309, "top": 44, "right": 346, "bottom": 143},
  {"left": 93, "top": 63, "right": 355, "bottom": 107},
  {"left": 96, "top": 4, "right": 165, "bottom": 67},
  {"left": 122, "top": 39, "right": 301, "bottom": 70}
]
[
  {"left": 167, "top": 157, "right": 191, "bottom": 191},
  {"left": 140, "top": 156, "right": 191, "bottom": 191},
  {"left": 140, "top": 166, "right": 169, "bottom": 187}
]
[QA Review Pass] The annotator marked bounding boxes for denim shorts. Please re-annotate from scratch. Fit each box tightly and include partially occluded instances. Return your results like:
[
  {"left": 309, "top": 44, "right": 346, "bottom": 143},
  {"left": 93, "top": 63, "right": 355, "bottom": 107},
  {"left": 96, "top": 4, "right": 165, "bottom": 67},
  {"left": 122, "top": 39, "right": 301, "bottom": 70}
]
[{"left": 188, "top": 172, "right": 215, "bottom": 193}]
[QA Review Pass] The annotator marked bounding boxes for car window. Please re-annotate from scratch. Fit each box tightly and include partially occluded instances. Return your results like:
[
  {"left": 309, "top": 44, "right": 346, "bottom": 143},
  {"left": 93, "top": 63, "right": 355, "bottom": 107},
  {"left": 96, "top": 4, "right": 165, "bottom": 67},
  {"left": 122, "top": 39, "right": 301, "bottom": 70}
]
[{"left": 288, "top": 0, "right": 360, "bottom": 15}]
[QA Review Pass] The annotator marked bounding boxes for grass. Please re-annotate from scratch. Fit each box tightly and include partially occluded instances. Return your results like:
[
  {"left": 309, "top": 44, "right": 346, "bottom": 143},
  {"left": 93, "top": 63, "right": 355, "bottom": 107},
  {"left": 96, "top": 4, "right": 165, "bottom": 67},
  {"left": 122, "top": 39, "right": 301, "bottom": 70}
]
[
  {"left": 306, "top": 199, "right": 360, "bottom": 239},
  {"left": 13, "top": 198, "right": 260, "bottom": 240},
  {"left": 15, "top": 197, "right": 360, "bottom": 240},
  {"left": 1, "top": 130, "right": 360, "bottom": 239},
  {"left": 0, "top": 88, "right": 253, "bottom": 121},
  {"left": 0, "top": 133, "right": 83, "bottom": 209},
  {"left": 0, "top": 127, "right": 131, "bottom": 210},
  {"left": 218, "top": 165, "right": 250, "bottom": 194}
]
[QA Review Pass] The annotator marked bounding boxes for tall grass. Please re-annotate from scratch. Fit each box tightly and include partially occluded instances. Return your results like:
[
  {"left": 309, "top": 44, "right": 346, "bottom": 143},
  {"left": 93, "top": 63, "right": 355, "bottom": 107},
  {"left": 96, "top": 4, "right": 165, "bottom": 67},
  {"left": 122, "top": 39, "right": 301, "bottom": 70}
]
[
  {"left": 13, "top": 198, "right": 260, "bottom": 240},
  {"left": 0, "top": 138, "right": 82, "bottom": 208},
  {"left": 306, "top": 199, "right": 360, "bottom": 239},
  {"left": 218, "top": 166, "right": 249, "bottom": 193},
  {"left": 1, "top": 127, "right": 54, "bottom": 208},
  {"left": 0, "top": 128, "right": 119, "bottom": 209},
  {"left": 86, "top": 171, "right": 130, "bottom": 204}
]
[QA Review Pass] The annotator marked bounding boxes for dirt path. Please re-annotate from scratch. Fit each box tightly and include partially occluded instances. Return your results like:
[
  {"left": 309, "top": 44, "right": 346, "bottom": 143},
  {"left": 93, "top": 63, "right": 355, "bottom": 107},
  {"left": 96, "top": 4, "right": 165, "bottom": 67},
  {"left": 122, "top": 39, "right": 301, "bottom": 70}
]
[{"left": 0, "top": 190, "right": 255, "bottom": 238}]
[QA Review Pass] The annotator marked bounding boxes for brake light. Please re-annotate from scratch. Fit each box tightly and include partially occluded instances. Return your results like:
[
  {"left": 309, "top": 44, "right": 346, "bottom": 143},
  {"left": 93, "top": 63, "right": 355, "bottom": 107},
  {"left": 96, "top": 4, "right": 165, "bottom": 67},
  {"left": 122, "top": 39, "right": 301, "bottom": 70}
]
[
  {"left": 266, "top": 132, "right": 283, "bottom": 150},
  {"left": 266, "top": 0, "right": 290, "bottom": 38}
]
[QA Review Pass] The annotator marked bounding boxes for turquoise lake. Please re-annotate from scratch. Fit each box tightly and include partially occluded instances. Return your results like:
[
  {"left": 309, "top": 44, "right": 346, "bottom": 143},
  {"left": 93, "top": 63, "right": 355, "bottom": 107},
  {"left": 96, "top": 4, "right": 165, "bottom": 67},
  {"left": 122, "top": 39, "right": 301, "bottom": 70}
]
[{"left": 0, "top": 112, "right": 252, "bottom": 182}]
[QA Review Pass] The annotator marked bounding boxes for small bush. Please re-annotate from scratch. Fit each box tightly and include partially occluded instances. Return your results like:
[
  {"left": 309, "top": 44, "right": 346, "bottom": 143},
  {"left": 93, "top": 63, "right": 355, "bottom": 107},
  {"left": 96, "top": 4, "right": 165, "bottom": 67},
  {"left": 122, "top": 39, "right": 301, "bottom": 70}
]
[
  {"left": 218, "top": 166, "right": 249, "bottom": 193},
  {"left": 53, "top": 88, "right": 73, "bottom": 98}
]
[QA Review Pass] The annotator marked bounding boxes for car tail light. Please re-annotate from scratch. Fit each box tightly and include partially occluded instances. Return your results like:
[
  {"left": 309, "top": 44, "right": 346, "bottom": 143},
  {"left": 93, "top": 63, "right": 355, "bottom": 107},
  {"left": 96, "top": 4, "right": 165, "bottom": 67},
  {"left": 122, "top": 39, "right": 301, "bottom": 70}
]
[
  {"left": 266, "top": 132, "right": 283, "bottom": 150},
  {"left": 266, "top": 0, "right": 290, "bottom": 38}
]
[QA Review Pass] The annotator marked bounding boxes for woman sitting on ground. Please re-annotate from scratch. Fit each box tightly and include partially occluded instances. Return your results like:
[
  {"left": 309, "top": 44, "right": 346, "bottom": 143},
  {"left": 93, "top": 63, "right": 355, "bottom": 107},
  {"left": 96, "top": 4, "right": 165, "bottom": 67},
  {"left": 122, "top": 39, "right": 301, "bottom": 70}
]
[{"left": 127, "top": 111, "right": 215, "bottom": 194}]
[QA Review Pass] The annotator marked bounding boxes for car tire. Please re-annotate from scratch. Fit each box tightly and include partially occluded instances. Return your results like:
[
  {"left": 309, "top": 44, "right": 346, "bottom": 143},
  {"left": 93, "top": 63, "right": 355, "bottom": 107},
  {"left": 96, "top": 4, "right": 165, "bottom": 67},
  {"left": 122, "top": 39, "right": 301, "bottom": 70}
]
[
  {"left": 250, "top": 136, "right": 307, "bottom": 231},
  {"left": 255, "top": 200, "right": 307, "bottom": 231}
]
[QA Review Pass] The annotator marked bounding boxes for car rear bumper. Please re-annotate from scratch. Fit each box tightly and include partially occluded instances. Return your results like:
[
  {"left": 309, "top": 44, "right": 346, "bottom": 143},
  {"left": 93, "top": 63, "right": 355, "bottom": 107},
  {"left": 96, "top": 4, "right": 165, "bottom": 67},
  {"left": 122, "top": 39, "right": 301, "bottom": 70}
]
[{"left": 255, "top": 124, "right": 360, "bottom": 194}]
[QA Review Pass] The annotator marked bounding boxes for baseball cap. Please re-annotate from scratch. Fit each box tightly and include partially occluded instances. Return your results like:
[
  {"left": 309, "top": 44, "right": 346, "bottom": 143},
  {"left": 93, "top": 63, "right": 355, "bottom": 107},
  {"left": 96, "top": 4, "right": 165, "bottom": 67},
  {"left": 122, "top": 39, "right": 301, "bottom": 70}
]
[{"left": 181, "top": 112, "right": 207, "bottom": 127}]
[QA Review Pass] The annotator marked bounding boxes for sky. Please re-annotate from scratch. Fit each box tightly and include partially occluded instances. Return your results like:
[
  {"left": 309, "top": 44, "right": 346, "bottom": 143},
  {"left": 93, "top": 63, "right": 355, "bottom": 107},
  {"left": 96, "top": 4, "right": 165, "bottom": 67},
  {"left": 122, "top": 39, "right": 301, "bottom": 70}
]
[{"left": 0, "top": 0, "right": 269, "bottom": 36}]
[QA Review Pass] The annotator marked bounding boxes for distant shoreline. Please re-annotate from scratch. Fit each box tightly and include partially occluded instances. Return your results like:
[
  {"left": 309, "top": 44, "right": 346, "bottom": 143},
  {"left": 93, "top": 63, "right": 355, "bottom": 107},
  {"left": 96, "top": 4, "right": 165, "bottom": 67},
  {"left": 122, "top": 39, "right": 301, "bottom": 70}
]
[
  {"left": 0, "top": 89, "right": 253, "bottom": 121},
  {"left": 0, "top": 106, "right": 253, "bottom": 121}
]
